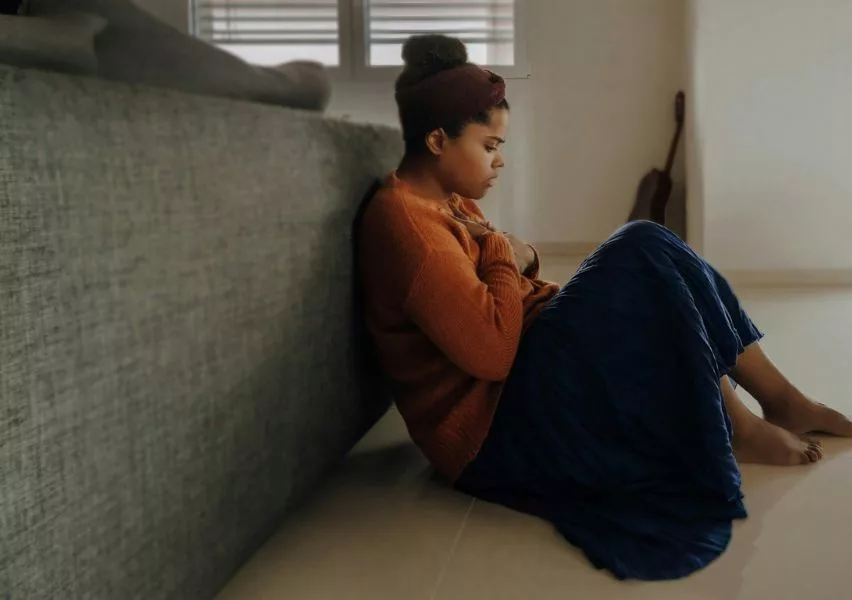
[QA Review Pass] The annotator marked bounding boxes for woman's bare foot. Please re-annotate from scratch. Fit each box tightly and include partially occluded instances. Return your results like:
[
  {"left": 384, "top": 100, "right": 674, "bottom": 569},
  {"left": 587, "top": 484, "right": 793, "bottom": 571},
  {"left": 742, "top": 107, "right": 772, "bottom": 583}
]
[
  {"left": 763, "top": 387, "right": 852, "bottom": 437},
  {"left": 734, "top": 417, "right": 823, "bottom": 466}
]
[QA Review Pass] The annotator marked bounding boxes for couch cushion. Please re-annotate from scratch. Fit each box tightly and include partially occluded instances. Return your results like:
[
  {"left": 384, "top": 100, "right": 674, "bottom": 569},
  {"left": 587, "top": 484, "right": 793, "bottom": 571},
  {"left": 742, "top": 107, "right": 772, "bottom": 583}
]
[{"left": 0, "top": 11, "right": 105, "bottom": 75}]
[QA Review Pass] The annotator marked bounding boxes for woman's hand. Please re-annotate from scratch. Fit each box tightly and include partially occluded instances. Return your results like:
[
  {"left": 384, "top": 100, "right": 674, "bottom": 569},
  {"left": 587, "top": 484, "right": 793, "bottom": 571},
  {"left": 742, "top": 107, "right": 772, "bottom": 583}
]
[
  {"left": 454, "top": 217, "right": 492, "bottom": 240},
  {"left": 504, "top": 233, "right": 536, "bottom": 274},
  {"left": 453, "top": 215, "right": 535, "bottom": 273},
  {"left": 450, "top": 203, "right": 495, "bottom": 234}
]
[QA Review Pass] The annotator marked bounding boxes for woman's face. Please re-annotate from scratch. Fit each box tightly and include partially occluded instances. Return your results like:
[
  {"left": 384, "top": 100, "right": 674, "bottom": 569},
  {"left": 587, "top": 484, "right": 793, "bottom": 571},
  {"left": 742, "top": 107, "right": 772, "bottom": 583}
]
[{"left": 433, "top": 107, "right": 509, "bottom": 200}]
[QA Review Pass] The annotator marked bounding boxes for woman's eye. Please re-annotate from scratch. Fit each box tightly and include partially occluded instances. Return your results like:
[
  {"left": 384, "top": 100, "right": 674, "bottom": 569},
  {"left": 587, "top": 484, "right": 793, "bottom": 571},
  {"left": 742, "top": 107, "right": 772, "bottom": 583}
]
[{"left": 485, "top": 146, "right": 498, "bottom": 153}]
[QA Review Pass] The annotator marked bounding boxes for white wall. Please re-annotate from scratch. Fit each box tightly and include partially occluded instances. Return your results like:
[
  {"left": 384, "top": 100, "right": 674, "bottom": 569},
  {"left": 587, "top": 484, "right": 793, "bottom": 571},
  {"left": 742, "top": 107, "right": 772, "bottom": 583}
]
[
  {"left": 131, "top": 0, "right": 687, "bottom": 245},
  {"left": 522, "top": 0, "right": 686, "bottom": 244},
  {"left": 689, "top": 0, "right": 852, "bottom": 272},
  {"left": 333, "top": 0, "right": 687, "bottom": 244}
]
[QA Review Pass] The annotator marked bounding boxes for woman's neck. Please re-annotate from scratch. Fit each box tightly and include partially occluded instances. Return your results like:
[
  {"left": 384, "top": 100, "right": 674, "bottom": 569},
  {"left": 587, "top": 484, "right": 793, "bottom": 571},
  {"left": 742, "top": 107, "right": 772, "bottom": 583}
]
[{"left": 396, "top": 156, "right": 452, "bottom": 202}]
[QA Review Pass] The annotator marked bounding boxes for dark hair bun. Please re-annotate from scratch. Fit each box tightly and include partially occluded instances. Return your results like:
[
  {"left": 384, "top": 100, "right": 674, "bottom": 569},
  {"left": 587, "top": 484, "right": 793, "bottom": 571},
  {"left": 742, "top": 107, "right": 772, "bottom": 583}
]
[{"left": 398, "top": 35, "right": 468, "bottom": 89}]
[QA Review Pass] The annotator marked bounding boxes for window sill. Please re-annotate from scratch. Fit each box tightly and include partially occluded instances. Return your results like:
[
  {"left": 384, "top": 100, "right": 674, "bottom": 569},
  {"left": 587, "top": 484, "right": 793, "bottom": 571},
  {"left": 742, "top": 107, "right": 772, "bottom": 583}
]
[{"left": 327, "top": 62, "right": 531, "bottom": 84}]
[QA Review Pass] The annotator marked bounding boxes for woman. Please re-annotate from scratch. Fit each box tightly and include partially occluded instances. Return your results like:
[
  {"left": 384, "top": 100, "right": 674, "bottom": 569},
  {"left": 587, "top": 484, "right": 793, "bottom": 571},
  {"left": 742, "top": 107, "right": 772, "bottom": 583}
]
[{"left": 357, "top": 35, "right": 852, "bottom": 580}]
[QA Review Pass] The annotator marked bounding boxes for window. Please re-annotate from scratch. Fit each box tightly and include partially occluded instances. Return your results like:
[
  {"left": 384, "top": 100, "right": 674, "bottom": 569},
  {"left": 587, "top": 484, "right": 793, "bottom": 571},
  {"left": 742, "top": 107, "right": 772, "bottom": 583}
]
[
  {"left": 191, "top": 1, "right": 340, "bottom": 66},
  {"left": 191, "top": 0, "right": 524, "bottom": 76},
  {"left": 366, "top": 0, "right": 515, "bottom": 67}
]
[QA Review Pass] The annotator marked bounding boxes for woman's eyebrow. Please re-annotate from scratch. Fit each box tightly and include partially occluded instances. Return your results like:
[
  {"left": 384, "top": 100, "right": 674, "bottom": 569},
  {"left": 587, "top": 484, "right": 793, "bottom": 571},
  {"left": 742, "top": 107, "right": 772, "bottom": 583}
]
[{"left": 487, "top": 136, "right": 506, "bottom": 144}]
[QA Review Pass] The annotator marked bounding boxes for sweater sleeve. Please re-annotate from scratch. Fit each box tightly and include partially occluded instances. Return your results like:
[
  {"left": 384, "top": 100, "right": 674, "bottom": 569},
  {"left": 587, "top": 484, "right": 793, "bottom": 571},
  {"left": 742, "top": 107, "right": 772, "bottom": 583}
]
[{"left": 403, "top": 232, "right": 524, "bottom": 382}]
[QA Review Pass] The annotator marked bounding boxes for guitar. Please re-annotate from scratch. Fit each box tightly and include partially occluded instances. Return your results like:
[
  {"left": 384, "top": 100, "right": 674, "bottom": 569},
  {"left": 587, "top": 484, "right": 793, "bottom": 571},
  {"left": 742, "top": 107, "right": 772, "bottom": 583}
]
[{"left": 628, "top": 91, "right": 686, "bottom": 226}]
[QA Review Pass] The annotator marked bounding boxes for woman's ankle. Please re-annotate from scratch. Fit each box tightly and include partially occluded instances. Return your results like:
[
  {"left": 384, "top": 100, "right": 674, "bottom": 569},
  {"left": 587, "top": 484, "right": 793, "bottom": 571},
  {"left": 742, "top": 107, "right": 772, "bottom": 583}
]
[{"left": 757, "top": 381, "right": 802, "bottom": 418}]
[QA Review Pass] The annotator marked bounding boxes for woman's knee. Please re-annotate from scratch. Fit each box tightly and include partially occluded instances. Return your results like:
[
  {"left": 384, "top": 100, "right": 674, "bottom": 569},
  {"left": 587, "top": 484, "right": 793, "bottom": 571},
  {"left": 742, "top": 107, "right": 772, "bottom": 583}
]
[
  {"left": 597, "top": 221, "right": 695, "bottom": 263},
  {"left": 602, "top": 221, "right": 674, "bottom": 252},
  {"left": 616, "top": 220, "right": 671, "bottom": 242}
]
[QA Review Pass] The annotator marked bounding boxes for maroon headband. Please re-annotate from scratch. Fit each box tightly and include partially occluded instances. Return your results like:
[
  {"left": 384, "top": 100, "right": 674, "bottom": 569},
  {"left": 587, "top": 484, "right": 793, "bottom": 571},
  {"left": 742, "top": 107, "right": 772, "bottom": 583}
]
[{"left": 395, "top": 64, "right": 506, "bottom": 138}]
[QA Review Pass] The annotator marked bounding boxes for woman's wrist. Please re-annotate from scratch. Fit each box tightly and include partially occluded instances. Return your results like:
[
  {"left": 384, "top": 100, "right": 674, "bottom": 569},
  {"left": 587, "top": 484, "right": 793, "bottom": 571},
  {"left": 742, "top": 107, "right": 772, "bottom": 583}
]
[{"left": 479, "top": 231, "right": 517, "bottom": 266}]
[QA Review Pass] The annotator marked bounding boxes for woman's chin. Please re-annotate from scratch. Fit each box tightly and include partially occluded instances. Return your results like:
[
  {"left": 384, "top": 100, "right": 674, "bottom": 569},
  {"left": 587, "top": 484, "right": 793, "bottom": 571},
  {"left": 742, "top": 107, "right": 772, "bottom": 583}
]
[{"left": 467, "top": 188, "right": 489, "bottom": 201}]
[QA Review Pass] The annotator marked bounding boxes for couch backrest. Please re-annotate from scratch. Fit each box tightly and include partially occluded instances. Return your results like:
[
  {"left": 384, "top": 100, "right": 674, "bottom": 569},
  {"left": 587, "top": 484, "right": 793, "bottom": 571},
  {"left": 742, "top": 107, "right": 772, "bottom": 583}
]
[{"left": 0, "top": 66, "right": 400, "bottom": 599}]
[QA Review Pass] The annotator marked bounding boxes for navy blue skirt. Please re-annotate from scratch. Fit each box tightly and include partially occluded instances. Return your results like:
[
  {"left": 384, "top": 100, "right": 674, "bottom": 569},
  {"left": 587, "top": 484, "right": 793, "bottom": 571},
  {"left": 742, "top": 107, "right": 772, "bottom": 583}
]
[{"left": 456, "top": 221, "right": 763, "bottom": 581}]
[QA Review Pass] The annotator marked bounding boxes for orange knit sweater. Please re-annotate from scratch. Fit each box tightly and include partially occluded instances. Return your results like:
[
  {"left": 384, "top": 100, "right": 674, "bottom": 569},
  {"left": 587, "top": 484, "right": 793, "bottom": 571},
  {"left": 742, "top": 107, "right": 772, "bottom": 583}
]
[{"left": 359, "top": 174, "right": 560, "bottom": 481}]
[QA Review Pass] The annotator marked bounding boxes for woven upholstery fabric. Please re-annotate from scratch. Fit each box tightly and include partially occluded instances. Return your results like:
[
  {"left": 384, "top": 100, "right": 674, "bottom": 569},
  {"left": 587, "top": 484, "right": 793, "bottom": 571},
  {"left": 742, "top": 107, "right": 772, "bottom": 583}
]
[{"left": 0, "top": 65, "right": 399, "bottom": 599}]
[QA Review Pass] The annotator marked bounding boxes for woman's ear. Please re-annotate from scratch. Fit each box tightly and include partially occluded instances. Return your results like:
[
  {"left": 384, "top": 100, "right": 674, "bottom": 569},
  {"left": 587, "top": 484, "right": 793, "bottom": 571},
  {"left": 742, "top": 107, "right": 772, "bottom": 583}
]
[{"left": 425, "top": 129, "right": 447, "bottom": 156}]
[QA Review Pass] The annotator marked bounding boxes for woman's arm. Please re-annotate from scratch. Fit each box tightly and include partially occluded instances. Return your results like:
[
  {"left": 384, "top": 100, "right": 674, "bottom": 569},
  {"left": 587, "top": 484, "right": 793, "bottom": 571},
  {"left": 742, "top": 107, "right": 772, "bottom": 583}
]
[
  {"left": 403, "top": 232, "right": 524, "bottom": 381},
  {"left": 454, "top": 199, "right": 538, "bottom": 276}
]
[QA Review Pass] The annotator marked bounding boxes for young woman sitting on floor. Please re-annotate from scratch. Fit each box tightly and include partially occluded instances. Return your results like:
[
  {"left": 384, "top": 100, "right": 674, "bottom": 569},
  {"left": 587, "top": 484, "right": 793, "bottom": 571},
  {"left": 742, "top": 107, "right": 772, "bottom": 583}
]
[{"left": 356, "top": 34, "right": 852, "bottom": 580}]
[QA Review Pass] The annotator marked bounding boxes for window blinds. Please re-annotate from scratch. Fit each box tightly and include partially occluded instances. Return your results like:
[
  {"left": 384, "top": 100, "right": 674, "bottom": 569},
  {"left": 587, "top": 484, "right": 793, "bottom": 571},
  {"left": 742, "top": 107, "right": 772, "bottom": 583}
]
[
  {"left": 366, "top": 0, "right": 515, "bottom": 66},
  {"left": 192, "top": 1, "right": 340, "bottom": 66}
]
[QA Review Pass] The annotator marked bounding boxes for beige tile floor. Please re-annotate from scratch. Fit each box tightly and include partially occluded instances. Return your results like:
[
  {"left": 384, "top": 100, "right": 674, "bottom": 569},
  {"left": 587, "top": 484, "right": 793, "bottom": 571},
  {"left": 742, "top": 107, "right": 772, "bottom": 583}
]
[{"left": 219, "top": 270, "right": 852, "bottom": 600}]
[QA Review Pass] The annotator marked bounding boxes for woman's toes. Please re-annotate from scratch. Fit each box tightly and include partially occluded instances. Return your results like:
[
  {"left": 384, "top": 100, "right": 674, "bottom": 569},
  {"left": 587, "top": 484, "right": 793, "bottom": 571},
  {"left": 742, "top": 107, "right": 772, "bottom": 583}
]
[
  {"left": 735, "top": 421, "right": 824, "bottom": 466},
  {"left": 805, "top": 440, "right": 823, "bottom": 462}
]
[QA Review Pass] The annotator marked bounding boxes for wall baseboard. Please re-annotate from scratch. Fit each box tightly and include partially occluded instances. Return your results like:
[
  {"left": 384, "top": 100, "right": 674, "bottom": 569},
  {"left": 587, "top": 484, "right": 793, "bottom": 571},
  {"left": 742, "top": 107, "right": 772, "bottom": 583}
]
[
  {"left": 722, "top": 269, "right": 852, "bottom": 288},
  {"left": 533, "top": 242, "right": 598, "bottom": 258},
  {"left": 536, "top": 243, "right": 852, "bottom": 289}
]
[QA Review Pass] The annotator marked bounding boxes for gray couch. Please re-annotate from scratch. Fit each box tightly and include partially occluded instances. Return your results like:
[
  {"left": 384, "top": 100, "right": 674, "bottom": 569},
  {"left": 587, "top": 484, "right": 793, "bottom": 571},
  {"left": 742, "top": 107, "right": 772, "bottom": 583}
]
[{"left": 0, "top": 65, "right": 400, "bottom": 599}]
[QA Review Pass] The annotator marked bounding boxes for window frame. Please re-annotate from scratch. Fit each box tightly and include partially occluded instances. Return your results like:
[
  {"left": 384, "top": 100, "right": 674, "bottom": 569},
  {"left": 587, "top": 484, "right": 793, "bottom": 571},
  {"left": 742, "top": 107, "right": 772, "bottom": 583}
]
[{"left": 190, "top": 0, "right": 531, "bottom": 81}]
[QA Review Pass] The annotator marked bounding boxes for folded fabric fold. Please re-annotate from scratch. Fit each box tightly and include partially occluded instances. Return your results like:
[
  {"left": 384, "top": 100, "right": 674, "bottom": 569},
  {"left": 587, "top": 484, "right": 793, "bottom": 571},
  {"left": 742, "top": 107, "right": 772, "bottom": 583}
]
[{"left": 27, "top": 0, "right": 332, "bottom": 111}]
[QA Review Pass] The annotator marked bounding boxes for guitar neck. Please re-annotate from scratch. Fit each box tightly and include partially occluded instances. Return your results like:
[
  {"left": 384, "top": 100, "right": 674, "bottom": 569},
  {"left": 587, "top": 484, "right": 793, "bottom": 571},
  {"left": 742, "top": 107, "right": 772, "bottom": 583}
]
[{"left": 663, "top": 121, "right": 684, "bottom": 175}]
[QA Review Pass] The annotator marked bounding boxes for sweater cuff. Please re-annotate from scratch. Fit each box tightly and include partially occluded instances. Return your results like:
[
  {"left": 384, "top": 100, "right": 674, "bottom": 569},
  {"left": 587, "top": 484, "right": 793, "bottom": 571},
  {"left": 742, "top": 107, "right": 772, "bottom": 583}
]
[{"left": 479, "top": 232, "right": 517, "bottom": 269}]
